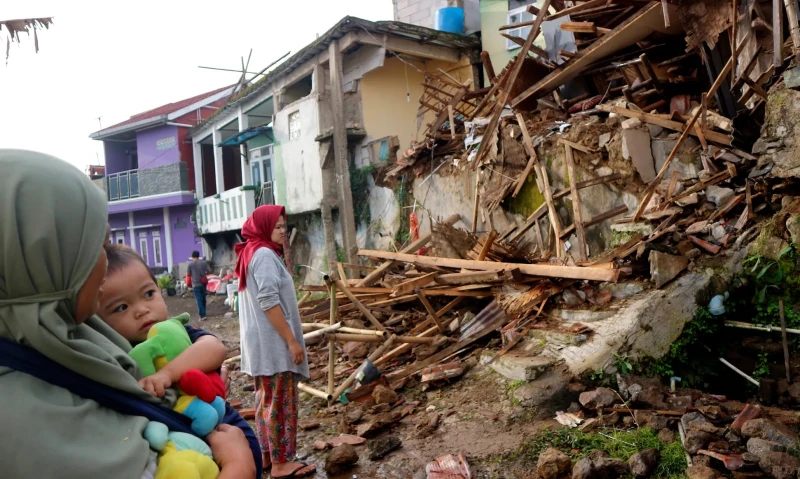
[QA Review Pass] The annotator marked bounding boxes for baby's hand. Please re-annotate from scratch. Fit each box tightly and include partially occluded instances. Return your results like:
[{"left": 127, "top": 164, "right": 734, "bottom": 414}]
[{"left": 139, "top": 370, "right": 174, "bottom": 397}]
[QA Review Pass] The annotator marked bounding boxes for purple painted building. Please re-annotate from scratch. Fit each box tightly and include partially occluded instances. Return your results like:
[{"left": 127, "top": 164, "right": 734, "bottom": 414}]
[{"left": 90, "top": 85, "right": 234, "bottom": 272}]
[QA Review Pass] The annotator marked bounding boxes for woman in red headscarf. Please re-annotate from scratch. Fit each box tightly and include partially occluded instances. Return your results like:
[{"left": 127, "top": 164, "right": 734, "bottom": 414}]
[{"left": 234, "top": 205, "right": 315, "bottom": 478}]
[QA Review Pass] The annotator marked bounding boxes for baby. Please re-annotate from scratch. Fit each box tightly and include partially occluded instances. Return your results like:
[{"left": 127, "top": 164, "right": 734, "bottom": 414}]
[{"left": 98, "top": 243, "right": 227, "bottom": 398}]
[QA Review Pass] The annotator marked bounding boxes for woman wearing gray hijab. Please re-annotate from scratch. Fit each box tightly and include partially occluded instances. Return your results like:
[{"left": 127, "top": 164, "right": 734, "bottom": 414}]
[{"left": 0, "top": 150, "right": 255, "bottom": 479}]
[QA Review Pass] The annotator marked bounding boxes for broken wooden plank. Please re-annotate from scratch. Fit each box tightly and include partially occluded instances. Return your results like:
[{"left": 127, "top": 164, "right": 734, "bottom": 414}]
[
  {"left": 558, "top": 138, "right": 597, "bottom": 154},
  {"left": 559, "top": 205, "right": 629, "bottom": 239},
  {"left": 512, "top": 2, "right": 680, "bottom": 107},
  {"left": 393, "top": 272, "right": 438, "bottom": 297},
  {"left": 333, "top": 279, "right": 388, "bottom": 332},
  {"left": 565, "top": 144, "right": 588, "bottom": 261},
  {"left": 434, "top": 269, "right": 522, "bottom": 286},
  {"left": 358, "top": 250, "right": 620, "bottom": 282},
  {"left": 596, "top": 105, "right": 732, "bottom": 145},
  {"left": 358, "top": 213, "right": 460, "bottom": 287},
  {"left": 546, "top": 0, "right": 608, "bottom": 20},
  {"left": 415, "top": 288, "right": 446, "bottom": 333},
  {"left": 516, "top": 112, "right": 564, "bottom": 256},
  {"left": 689, "top": 235, "right": 721, "bottom": 254},
  {"left": 560, "top": 21, "right": 597, "bottom": 33}
]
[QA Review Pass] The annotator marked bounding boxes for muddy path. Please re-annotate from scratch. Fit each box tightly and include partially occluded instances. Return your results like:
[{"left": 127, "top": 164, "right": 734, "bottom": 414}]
[{"left": 165, "top": 294, "right": 554, "bottom": 478}]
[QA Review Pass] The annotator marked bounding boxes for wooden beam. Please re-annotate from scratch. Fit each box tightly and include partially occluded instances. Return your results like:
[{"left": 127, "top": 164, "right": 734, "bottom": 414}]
[
  {"left": 358, "top": 250, "right": 620, "bottom": 282},
  {"left": 546, "top": 0, "right": 608, "bottom": 21},
  {"left": 595, "top": 105, "right": 732, "bottom": 145},
  {"left": 480, "top": 51, "right": 497, "bottom": 83},
  {"left": 358, "top": 213, "right": 460, "bottom": 286},
  {"left": 560, "top": 21, "right": 597, "bottom": 33},
  {"left": 434, "top": 269, "right": 522, "bottom": 286},
  {"left": 473, "top": 0, "right": 553, "bottom": 167},
  {"left": 415, "top": 288, "right": 446, "bottom": 333},
  {"left": 516, "top": 112, "right": 563, "bottom": 256},
  {"left": 559, "top": 205, "right": 629, "bottom": 239},
  {"left": 558, "top": 138, "right": 597, "bottom": 154},
  {"left": 775, "top": 0, "right": 784, "bottom": 69},
  {"left": 512, "top": 3, "right": 677, "bottom": 107},
  {"left": 393, "top": 272, "right": 438, "bottom": 296},
  {"left": 564, "top": 144, "right": 588, "bottom": 261},
  {"left": 332, "top": 279, "right": 388, "bottom": 332}
]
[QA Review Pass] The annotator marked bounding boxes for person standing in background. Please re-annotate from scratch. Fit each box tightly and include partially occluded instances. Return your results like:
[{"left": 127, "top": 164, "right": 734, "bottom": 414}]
[{"left": 187, "top": 250, "right": 212, "bottom": 321}]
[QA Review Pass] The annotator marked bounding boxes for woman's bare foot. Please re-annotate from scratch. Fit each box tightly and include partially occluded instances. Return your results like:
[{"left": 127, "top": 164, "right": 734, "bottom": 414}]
[
  {"left": 261, "top": 452, "right": 271, "bottom": 469},
  {"left": 271, "top": 461, "right": 316, "bottom": 478}
]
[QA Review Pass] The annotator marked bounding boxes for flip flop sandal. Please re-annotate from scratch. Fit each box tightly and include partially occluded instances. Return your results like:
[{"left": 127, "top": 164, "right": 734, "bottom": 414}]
[{"left": 272, "top": 462, "right": 316, "bottom": 478}]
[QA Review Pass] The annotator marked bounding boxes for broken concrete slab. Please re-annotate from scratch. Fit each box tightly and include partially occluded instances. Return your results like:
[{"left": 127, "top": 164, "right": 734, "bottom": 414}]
[
  {"left": 706, "top": 185, "right": 735, "bottom": 207},
  {"left": 611, "top": 221, "right": 655, "bottom": 237},
  {"left": 622, "top": 117, "right": 643, "bottom": 129},
  {"left": 651, "top": 137, "right": 701, "bottom": 180},
  {"left": 479, "top": 351, "right": 554, "bottom": 381},
  {"left": 784, "top": 66, "right": 800, "bottom": 90},
  {"left": 599, "top": 133, "right": 612, "bottom": 149},
  {"left": 552, "top": 309, "right": 616, "bottom": 322},
  {"left": 599, "top": 281, "right": 648, "bottom": 299},
  {"left": 623, "top": 129, "right": 656, "bottom": 182},
  {"left": 647, "top": 124, "right": 665, "bottom": 138},
  {"left": 649, "top": 251, "right": 689, "bottom": 288}
]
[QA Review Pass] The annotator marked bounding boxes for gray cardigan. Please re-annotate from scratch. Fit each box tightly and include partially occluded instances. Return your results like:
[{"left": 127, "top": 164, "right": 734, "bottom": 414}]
[{"left": 239, "top": 247, "right": 309, "bottom": 380}]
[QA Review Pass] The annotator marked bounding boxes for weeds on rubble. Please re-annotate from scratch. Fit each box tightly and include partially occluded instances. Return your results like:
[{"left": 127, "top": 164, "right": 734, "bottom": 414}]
[
  {"left": 350, "top": 164, "right": 375, "bottom": 226},
  {"left": 504, "top": 427, "right": 687, "bottom": 478},
  {"left": 393, "top": 177, "right": 411, "bottom": 247},
  {"left": 612, "top": 353, "right": 634, "bottom": 375},
  {"left": 753, "top": 352, "right": 771, "bottom": 379},
  {"left": 506, "top": 379, "right": 526, "bottom": 406},
  {"left": 638, "top": 306, "right": 718, "bottom": 386}
]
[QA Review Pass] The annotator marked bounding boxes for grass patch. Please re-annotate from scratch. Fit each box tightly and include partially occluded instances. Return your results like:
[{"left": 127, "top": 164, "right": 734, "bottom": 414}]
[{"left": 505, "top": 427, "right": 687, "bottom": 479}]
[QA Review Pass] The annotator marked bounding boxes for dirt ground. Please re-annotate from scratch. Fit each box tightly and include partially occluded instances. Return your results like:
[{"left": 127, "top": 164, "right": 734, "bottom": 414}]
[{"left": 165, "top": 293, "right": 555, "bottom": 479}]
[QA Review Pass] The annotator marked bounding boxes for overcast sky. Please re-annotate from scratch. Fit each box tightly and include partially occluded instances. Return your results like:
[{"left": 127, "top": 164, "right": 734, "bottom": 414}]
[{"left": 0, "top": 1, "right": 394, "bottom": 172}]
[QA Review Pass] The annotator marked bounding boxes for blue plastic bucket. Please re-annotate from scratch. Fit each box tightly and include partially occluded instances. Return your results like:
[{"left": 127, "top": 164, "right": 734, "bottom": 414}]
[{"left": 435, "top": 7, "right": 465, "bottom": 35}]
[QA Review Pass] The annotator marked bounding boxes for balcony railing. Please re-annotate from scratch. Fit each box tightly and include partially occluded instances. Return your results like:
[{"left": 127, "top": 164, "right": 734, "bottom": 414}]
[
  {"left": 107, "top": 170, "right": 139, "bottom": 201},
  {"left": 105, "top": 163, "right": 189, "bottom": 202}
]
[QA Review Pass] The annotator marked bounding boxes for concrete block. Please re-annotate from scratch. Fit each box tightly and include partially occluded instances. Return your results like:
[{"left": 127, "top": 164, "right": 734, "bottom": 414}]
[
  {"left": 784, "top": 66, "right": 800, "bottom": 90},
  {"left": 651, "top": 138, "right": 700, "bottom": 180},
  {"left": 649, "top": 251, "right": 688, "bottom": 289},
  {"left": 622, "top": 129, "right": 655, "bottom": 182},
  {"left": 480, "top": 351, "right": 555, "bottom": 381}
]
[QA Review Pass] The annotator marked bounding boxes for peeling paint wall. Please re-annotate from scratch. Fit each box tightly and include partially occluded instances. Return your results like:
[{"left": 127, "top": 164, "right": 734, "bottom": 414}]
[{"left": 272, "top": 95, "right": 323, "bottom": 215}]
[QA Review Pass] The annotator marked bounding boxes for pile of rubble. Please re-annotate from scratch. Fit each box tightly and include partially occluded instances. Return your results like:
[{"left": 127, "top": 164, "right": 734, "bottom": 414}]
[{"left": 546, "top": 376, "right": 800, "bottom": 479}]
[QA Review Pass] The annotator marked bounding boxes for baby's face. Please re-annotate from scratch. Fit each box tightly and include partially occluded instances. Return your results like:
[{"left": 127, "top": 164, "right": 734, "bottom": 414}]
[{"left": 99, "top": 261, "right": 169, "bottom": 343}]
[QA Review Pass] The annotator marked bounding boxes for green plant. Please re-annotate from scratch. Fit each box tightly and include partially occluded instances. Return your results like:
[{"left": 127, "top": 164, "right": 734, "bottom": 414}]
[
  {"left": 639, "top": 306, "right": 717, "bottom": 385},
  {"left": 502, "top": 427, "right": 687, "bottom": 478},
  {"left": 393, "top": 177, "right": 411, "bottom": 247},
  {"left": 753, "top": 352, "right": 770, "bottom": 379},
  {"left": 157, "top": 275, "right": 174, "bottom": 290},
  {"left": 743, "top": 246, "right": 794, "bottom": 303},
  {"left": 612, "top": 352, "right": 634, "bottom": 375},
  {"left": 350, "top": 164, "right": 375, "bottom": 226}
]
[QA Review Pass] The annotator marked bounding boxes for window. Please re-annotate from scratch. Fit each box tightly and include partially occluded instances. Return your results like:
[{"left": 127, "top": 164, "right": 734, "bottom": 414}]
[
  {"left": 138, "top": 233, "right": 149, "bottom": 265},
  {"left": 506, "top": 6, "right": 535, "bottom": 50},
  {"left": 115, "top": 232, "right": 125, "bottom": 245},
  {"left": 288, "top": 111, "right": 301, "bottom": 140},
  {"left": 153, "top": 232, "right": 162, "bottom": 267}
]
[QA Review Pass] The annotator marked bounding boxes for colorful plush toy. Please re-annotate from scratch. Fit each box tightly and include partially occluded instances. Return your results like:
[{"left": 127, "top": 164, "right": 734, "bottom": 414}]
[
  {"left": 144, "top": 421, "right": 219, "bottom": 479},
  {"left": 130, "top": 313, "right": 226, "bottom": 436}
]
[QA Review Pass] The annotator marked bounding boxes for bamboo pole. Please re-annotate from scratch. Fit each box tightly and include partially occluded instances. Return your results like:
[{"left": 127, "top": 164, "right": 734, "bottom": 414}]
[
  {"left": 338, "top": 327, "right": 387, "bottom": 337},
  {"left": 303, "top": 322, "right": 342, "bottom": 341},
  {"left": 332, "top": 278, "right": 388, "bottom": 332},
  {"left": 328, "top": 279, "right": 337, "bottom": 398},
  {"left": 298, "top": 382, "right": 333, "bottom": 401},
  {"left": 780, "top": 300, "right": 792, "bottom": 383},
  {"left": 333, "top": 335, "right": 396, "bottom": 401},
  {"left": 719, "top": 358, "right": 760, "bottom": 386},
  {"left": 327, "top": 333, "right": 436, "bottom": 344}
]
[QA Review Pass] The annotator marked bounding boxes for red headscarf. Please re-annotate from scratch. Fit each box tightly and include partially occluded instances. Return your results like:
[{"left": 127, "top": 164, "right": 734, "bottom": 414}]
[{"left": 234, "top": 205, "right": 290, "bottom": 291}]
